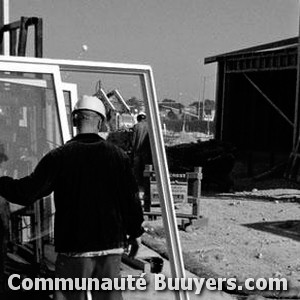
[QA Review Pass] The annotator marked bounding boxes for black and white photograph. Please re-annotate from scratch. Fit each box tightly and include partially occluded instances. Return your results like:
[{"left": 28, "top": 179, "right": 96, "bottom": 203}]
[{"left": 0, "top": 1, "right": 299, "bottom": 299}]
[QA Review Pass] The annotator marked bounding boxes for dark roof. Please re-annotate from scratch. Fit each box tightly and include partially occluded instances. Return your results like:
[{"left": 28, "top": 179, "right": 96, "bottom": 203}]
[{"left": 205, "top": 37, "right": 298, "bottom": 64}]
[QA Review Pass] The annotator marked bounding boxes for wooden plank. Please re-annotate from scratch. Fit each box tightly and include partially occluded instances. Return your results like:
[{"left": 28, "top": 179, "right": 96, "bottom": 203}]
[
  {"left": 144, "top": 211, "right": 197, "bottom": 220},
  {"left": 187, "top": 196, "right": 198, "bottom": 203}
]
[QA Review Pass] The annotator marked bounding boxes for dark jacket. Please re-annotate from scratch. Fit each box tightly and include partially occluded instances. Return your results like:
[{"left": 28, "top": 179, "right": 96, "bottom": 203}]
[
  {"left": 132, "top": 120, "right": 151, "bottom": 155},
  {"left": 0, "top": 134, "right": 144, "bottom": 253}
]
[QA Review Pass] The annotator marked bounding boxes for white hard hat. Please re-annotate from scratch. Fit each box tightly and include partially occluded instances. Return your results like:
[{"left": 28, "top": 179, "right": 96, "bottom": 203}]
[{"left": 73, "top": 95, "right": 106, "bottom": 119}]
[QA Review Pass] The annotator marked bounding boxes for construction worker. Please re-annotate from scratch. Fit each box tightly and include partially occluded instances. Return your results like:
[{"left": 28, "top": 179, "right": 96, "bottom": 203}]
[
  {"left": 0, "top": 95, "right": 144, "bottom": 300},
  {"left": 131, "top": 112, "right": 152, "bottom": 195}
]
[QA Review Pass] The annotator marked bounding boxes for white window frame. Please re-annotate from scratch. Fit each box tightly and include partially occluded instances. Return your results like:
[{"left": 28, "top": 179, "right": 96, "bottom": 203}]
[
  {"left": 62, "top": 82, "right": 78, "bottom": 136},
  {"left": 62, "top": 82, "right": 78, "bottom": 110},
  {"left": 0, "top": 61, "right": 70, "bottom": 143},
  {"left": 0, "top": 56, "right": 189, "bottom": 300}
]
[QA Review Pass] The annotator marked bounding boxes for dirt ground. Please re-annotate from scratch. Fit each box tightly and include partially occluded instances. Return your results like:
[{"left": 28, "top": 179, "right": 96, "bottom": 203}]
[{"left": 141, "top": 182, "right": 300, "bottom": 299}]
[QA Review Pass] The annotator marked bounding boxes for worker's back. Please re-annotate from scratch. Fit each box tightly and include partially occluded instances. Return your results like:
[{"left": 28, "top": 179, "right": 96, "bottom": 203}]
[{"left": 47, "top": 133, "right": 141, "bottom": 253}]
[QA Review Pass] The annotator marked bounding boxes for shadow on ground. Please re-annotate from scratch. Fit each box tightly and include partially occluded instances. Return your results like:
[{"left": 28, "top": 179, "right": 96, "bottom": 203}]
[{"left": 244, "top": 219, "right": 300, "bottom": 242}]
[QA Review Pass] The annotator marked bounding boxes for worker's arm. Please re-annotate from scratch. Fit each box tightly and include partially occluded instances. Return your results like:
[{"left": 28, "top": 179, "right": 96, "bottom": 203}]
[{"left": 0, "top": 151, "right": 59, "bottom": 206}]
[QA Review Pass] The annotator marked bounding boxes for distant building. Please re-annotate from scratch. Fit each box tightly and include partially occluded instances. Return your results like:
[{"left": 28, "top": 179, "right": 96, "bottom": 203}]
[{"left": 205, "top": 37, "right": 299, "bottom": 176}]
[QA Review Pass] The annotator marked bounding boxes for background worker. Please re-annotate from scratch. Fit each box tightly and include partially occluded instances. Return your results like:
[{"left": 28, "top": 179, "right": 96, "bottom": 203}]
[
  {"left": 0, "top": 95, "right": 144, "bottom": 300},
  {"left": 131, "top": 112, "right": 152, "bottom": 195}
]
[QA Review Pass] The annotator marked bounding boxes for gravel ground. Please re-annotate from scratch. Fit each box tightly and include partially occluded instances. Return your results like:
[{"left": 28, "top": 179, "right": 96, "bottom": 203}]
[{"left": 142, "top": 186, "right": 300, "bottom": 299}]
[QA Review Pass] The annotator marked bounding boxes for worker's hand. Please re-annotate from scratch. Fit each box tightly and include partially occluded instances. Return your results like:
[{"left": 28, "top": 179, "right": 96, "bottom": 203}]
[{"left": 127, "top": 237, "right": 140, "bottom": 258}]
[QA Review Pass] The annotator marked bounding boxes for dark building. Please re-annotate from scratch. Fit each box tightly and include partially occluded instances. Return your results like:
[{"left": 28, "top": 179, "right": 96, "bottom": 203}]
[{"left": 205, "top": 37, "right": 300, "bottom": 177}]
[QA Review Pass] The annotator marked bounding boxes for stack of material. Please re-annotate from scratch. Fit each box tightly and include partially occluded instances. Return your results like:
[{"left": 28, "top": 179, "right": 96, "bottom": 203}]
[
  {"left": 107, "top": 131, "right": 236, "bottom": 192},
  {"left": 166, "top": 140, "right": 236, "bottom": 192}
]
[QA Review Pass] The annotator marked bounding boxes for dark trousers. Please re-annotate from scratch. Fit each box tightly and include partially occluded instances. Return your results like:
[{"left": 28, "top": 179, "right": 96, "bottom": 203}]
[
  {"left": 133, "top": 153, "right": 151, "bottom": 191},
  {"left": 54, "top": 254, "right": 123, "bottom": 300}
]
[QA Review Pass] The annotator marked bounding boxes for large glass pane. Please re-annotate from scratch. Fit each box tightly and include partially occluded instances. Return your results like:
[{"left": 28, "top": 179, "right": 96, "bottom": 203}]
[
  {"left": 60, "top": 71, "right": 142, "bottom": 143},
  {"left": 59, "top": 68, "right": 188, "bottom": 284},
  {"left": 0, "top": 58, "right": 188, "bottom": 299},
  {"left": 0, "top": 71, "right": 62, "bottom": 246},
  {"left": 0, "top": 72, "right": 62, "bottom": 174}
]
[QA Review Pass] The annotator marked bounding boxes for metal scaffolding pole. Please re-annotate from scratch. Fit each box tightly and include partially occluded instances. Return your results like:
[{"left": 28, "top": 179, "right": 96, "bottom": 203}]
[{"left": 293, "top": 1, "right": 300, "bottom": 150}]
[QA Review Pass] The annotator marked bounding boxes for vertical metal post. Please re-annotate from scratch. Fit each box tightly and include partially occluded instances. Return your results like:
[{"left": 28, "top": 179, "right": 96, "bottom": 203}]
[
  {"left": 3, "top": 0, "right": 9, "bottom": 55},
  {"left": 214, "top": 61, "right": 225, "bottom": 140},
  {"left": 9, "top": 29, "right": 16, "bottom": 55},
  {"left": 293, "top": 1, "right": 300, "bottom": 150},
  {"left": 197, "top": 76, "right": 203, "bottom": 119},
  {"left": 202, "top": 76, "right": 206, "bottom": 121},
  {"left": 34, "top": 18, "right": 43, "bottom": 58},
  {"left": 17, "top": 16, "right": 27, "bottom": 56},
  {"left": 0, "top": 1, "right": 3, "bottom": 55},
  {"left": 192, "top": 167, "right": 202, "bottom": 216}
]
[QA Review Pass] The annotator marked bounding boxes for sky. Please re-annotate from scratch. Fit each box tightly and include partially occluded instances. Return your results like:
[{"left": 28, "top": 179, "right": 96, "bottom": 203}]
[{"left": 9, "top": 0, "right": 300, "bottom": 105}]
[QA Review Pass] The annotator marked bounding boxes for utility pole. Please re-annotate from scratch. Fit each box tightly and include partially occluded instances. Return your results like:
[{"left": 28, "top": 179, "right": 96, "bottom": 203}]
[
  {"left": 197, "top": 76, "right": 205, "bottom": 120},
  {"left": 202, "top": 76, "right": 206, "bottom": 119},
  {"left": 197, "top": 77, "right": 201, "bottom": 119},
  {"left": 201, "top": 76, "right": 207, "bottom": 134}
]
